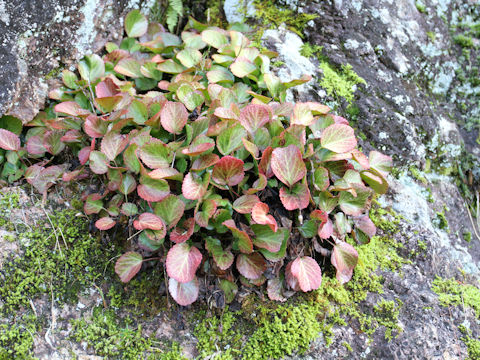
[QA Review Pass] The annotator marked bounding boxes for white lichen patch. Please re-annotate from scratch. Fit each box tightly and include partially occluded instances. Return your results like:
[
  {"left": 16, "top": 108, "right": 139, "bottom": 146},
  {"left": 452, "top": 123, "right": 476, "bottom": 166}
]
[{"left": 0, "top": 0, "right": 10, "bottom": 26}]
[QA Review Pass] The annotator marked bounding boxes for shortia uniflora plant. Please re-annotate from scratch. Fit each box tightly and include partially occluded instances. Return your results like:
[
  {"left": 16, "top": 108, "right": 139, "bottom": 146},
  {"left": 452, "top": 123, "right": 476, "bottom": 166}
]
[{"left": 0, "top": 10, "right": 392, "bottom": 306}]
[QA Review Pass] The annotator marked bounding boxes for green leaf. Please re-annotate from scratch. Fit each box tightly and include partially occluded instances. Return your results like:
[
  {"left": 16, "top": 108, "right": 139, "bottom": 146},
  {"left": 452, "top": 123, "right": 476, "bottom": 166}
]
[
  {"left": 201, "top": 29, "right": 228, "bottom": 49},
  {"left": 78, "top": 54, "right": 105, "bottom": 82},
  {"left": 127, "top": 100, "right": 148, "bottom": 125},
  {"left": 206, "top": 237, "right": 234, "bottom": 270},
  {"left": 219, "top": 279, "right": 238, "bottom": 303},
  {"left": 125, "top": 10, "right": 148, "bottom": 37},
  {"left": 216, "top": 124, "right": 246, "bottom": 155},
  {"left": 252, "top": 225, "right": 286, "bottom": 253},
  {"left": 0, "top": 116, "right": 22, "bottom": 135},
  {"left": 176, "top": 48, "right": 203, "bottom": 68}
]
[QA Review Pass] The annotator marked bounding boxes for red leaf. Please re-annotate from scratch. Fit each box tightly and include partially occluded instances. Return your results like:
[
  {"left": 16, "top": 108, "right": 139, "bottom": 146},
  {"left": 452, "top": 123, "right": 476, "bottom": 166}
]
[
  {"left": 271, "top": 145, "right": 306, "bottom": 187},
  {"left": 95, "top": 78, "right": 118, "bottom": 98},
  {"left": 238, "top": 103, "right": 271, "bottom": 133},
  {"left": 285, "top": 261, "right": 300, "bottom": 291},
  {"left": 170, "top": 218, "right": 195, "bottom": 244},
  {"left": 182, "top": 142, "right": 215, "bottom": 156},
  {"left": 133, "top": 213, "right": 166, "bottom": 232},
  {"left": 331, "top": 241, "right": 358, "bottom": 284},
  {"left": 318, "top": 218, "right": 333, "bottom": 239},
  {"left": 61, "top": 129, "right": 82, "bottom": 143},
  {"left": 279, "top": 183, "right": 310, "bottom": 210},
  {"left": 78, "top": 147, "right": 91, "bottom": 165},
  {"left": 0, "top": 129, "right": 20, "bottom": 151},
  {"left": 166, "top": 243, "right": 202, "bottom": 283},
  {"left": 236, "top": 253, "right": 266, "bottom": 280},
  {"left": 353, "top": 215, "right": 376, "bottom": 238},
  {"left": 84, "top": 115, "right": 107, "bottom": 138},
  {"left": 246, "top": 174, "right": 267, "bottom": 194},
  {"left": 168, "top": 277, "right": 199, "bottom": 306},
  {"left": 54, "top": 101, "right": 90, "bottom": 117},
  {"left": 233, "top": 194, "right": 260, "bottom": 214},
  {"left": 212, "top": 156, "right": 244, "bottom": 186},
  {"left": 148, "top": 167, "right": 180, "bottom": 180},
  {"left": 321, "top": 124, "right": 357, "bottom": 153},
  {"left": 258, "top": 146, "right": 274, "bottom": 178},
  {"left": 26, "top": 135, "right": 46, "bottom": 155},
  {"left": 137, "top": 176, "right": 170, "bottom": 202},
  {"left": 182, "top": 172, "right": 210, "bottom": 200},
  {"left": 161, "top": 101, "right": 188, "bottom": 134},
  {"left": 252, "top": 202, "right": 278, "bottom": 232},
  {"left": 223, "top": 219, "right": 253, "bottom": 254},
  {"left": 290, "top": 256, "right": 322, "bottom": 292},
  {"left": 115, "top": 252, "right": 143, "bottom": 283},
  {"left": 95, "top": 217, "right": 116, "bottom": 230}
]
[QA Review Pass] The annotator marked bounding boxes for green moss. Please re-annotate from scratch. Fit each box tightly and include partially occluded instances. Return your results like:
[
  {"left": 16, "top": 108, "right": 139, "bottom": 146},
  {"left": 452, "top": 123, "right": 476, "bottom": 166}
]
[
  {"left": 409, "top": 166, "right": 428, "bottom": 185},
  {"left": 0, "top": 210, "right": 108, "bottom": 313},
  {"left": 300, "top": 43, "right": 323, "bottom": 58},
  {"left": 454, "top": 34, "right": 475, "bottom": 48},
  {"left": 432, "top": 277, "right": 480, "bottom": 318},
  {"left": 426, "top": 31, "right": 436, "bottom": 42},
  {"left": 417, "top": 240, "right": 427, "bottom": 251},
  {"left": 253, "top": 0, "right": 317, "bottom": 39},
  {"left": 319, "top": 62, "right": 366, "bottom": 103},
  {"left": 0, "top": 314, "right": 38, "bottom": 360},
  {"left": 433, "top": 207, "right": 449, "bottom": 232},
  {"left": 463, "top": 231, "right": 472, "bottom": 242},
  {"left": 415, "top": 1, "right": 426, "bottom": 13},
  {"left": 459, "top": 325, "right": 480, "bottom": 360},
  {"left": 373, "top": 299, "right": 403, "bottom": 340},
  {"left": 70, "top": 306, "right": 160, "bottom": 359}
]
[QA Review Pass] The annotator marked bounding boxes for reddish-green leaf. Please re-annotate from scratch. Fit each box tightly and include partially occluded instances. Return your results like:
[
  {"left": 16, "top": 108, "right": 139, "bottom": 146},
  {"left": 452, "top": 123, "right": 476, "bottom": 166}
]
[
  {"left": 133, "top": 213, "right": 166, "bottom": 231},
  {"left": 191, "top": 153, "right": 220, "bottom": 171},
  {"left": 238, "top": 104, "right": 271, "bottom": 133},
  {"left": 161, "top": 101, "right": 188, "bottom": 134},
  {"left": 119, "top": 173, "right": 137, "bottom": 195},
  {"left": 246, "top": 174, "right": 267, "bottom": 194},
  {"left": 368, "top": 151, "right": 392, "bottom": 177},
  {"left": 230, "top": 57, "right": 257, "bottom": 78},
  {"left": 182, "top": 172, "right": 210, "bottom": 200},
  {"left": 115, "top": 252, "right": 143, "bottom": 283},
  {"left": 259, "top": 147, "right": 274, "bottom": 178},
  {"left": 271, "top": 145, "right": 306, "bottom": 187},
  {"left": 321, "top": 124, "right": 357, "bottom": 153},
  {"left": 182, "top": 141, "right": 215, "bottom": 156},
  {"left": 154, "top": 195, "right": 185, "bottom": 229},
  {"left": 84, "top": 194, "right": 103, "bottom": 215},
  {"left": 95, "top": 217, "right": 116, "bottom": 230},
  {"left": 318, "top": 218, "right": 333, "bottom": 239},
  {"left": 233, "top": 194, "right": 260, "bottom": 214},
  {"left": 148, "top": 167, "right": 181, "bottom": 180},
  {"left": 212, "top": 156, "right": 244, "bottom": 187},
  {"left": 353, "top": 215, "right": 376, "bottom": 238},
  {"left": 170, "top": 218, "right": 195, "bottom": 243},
  {"left": 121, "top": 202, "right": 138, "bottom": 216},
  {"left": 291, "top": 103, "right": 314, "bottom": 126},
  {"left": 84, "top": 115, "right": 108, "bottom": 138},
  {"left": 168, "top": 277, "right": 199, "bottom": 306},
  {"left": 137, "top": 176, "right": 170, "bottom": 202},
  {"left": 223, "top": 219, "right": 253, "bottom": 254},
  {"left": 54, "top": 101, "right": 90, "bottom": 117},
  {"left": 0, "top": 129, "right": 20, "bottom": 151},
  {"left": 26, "top": 135, "right": 46, "bottom": 155},
  {"left": 205, "top": 237, "right": 234, "bottom": 270},
  {"left": 279, "top": 183, "right": 310, "bottom": 210},
  {"left": 216, "top": 124, "right": 246, "bottom": 155},
  {"left": 195, "top": 199, "right": 217, "bottom": 227},
  {"left": 201, "top": 29, "right": 228, "bottom": 49},
  {"left": 313, "top": 167, "right": 329, "bottom": 191},
  {"left": 338, "top": 185, "right": 372, "bottom": 215},
  {"left": 289, "top": 256, "right": 322, "bottom": 292},
  {"left": 43, "top": 131, "right": 65, "bottom": 155},
  {"left": 236, "top": 253, "right": 266, "bottom": 280},
  {"left": 100, "top": 132, "right": 128, "bottom": 161},
  {"left": 176, "top": 48, "right": 203, "bottom": 68},
  {"left": 166, "top": 243, "right": 202, "bottom": 283},
  {"left": 331, "top": 241, "right": 358, "bottom": 284},
  {"left": 139, "top": 141, "right": 171, "bottom": 169},
  {"left": 251, "top": 202, "right": 277, "bottom": 232},
  {"left": 267, "top": 277, "right": 286, "bottom": 302},
  {"left": 360, "top": 169, "right": 388, "bottom": 195},
  {"left": 89, "top": 151, "right": 109, "bottom": 174},
  {"left": 123, "top": 144, "right": 140, "bottom": 174}
]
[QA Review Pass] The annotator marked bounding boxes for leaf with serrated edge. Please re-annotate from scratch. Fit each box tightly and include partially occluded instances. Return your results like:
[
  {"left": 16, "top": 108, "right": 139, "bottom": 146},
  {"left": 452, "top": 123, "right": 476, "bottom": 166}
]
[
  {"left": 166, "top": 243, "right": 202, "bottom": 283},
  {"left": 291, "top": 103, "right": 314, "bottom": 126},
  {"left": 223, "top": 219, "right": 253, "bottom": 254},
  {"left": 238, "top": 104, "right": 271, "bottom": 133},
  {"left": 154, "top": 195, "right": 185, "bottom": 229},
  {"left": 161, "top": 101, "right": 188, "bottom": 134},
  {"left": 115, "top": 252, "right": 143, "bottom": 283},
  {"left": 279, "top": 183, "right": 310, "bottom": 210},
  {"left": 191, "top": 153, "right": 219, "bottom": 171},
  {"left": 368, "top": 151, "right": 392, "bottom": 177},
  {"left": 331, "top": 241, "right": 358, "bottom": 284},
  {"left": 168, "top": 277, "right": 199, "bottom": 306},
  {"left": 205, "top": 237, "right": 234, "bottom": 270},
  {"left": 133, "top": 213, "right": 166, "bottom": 231},
  {"left": 236, "top": 253, "right": 266, "bottom": 280},
  {"left": 321, "top": 124, "right": 357, "bottom": 153},
  {"left": 182, "top": 172, "right": 209, "bottom": 200},
  {"left": 170, "top": 218, "right": 195, "bottom": 243},
  {"left": 290, "top": 256, "right": 322, "bottom": 292},
  {"left": 251, "top": 224, "right": 283, "bottom": 252},
  {"left": 95, "top": 217, "right": 116, "bottom": 230},
  {"left": 233, "top": 194, "right": 259, "bottom": 214},
  {"left": 353, "top": 215, "right": 376, "bottom": 238},
  {"left": 251, "top": 203, "right": 277, "bottom": 232},
  {"left": 271, "top": 145, "right": 306, "bottom": 187},
  {"left": 0, "top": 129, "right": 20, "bottom": 151},
  {"left": 101, "top": 132, "right": 128, "bottom": 161},
  {"left": 89, "top": 151, "right": 109, "bottom": 174},
  {"left": 212, "top": 156, "right": 244, "bottom": 186}
]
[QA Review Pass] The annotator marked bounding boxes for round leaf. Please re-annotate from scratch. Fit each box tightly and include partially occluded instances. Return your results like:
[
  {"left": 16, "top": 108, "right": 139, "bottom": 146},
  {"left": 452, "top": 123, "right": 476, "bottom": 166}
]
[
  {"left": 168, "top": 277, "right": 199, "bottom": 306},
  {"left": 290, "top": 256, "right": 322, "bottom": 292},
  {"left": 125, "top": 10, "right": 148, "bottom": 37},
  {"left": 166, "top": 243, "right": 203, "bottom": 283},
  {"left": 115, "top": 252, "right": 143, "bottom": 283},
  {"left": 321, "top": 124, "right": 357, "bottom": 153},
  {"left": 271, "top": 145, "right": 306, "bottom": 187}
]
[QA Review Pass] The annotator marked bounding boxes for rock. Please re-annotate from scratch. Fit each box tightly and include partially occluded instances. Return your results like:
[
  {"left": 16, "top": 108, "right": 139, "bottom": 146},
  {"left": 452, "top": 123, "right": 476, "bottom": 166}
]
[
  {"left": 0, "top": 0, "right": 155, "bottom": 123},
  {"left": 223, "top": 0, "right": 256, "bottom": 24}
]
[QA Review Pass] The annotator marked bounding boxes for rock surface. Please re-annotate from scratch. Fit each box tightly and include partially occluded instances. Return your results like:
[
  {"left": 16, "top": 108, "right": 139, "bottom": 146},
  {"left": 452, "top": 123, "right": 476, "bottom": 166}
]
[{"left": 0, "top": 0, "right": 158, "bottom": 122}]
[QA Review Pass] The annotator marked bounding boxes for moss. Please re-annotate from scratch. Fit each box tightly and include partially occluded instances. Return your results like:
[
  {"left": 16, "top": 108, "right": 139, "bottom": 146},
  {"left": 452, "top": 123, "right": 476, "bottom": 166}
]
[
  {"left": 432, "top": 277, "right": 480, "bottom": 318},
  {"left": 0, "top": 209, "right": 108, "bottom": 313},
  {"left": 253, "top": 0, "right": 317, "bottom": 39},
  {"left": 300, "top": 42, "right": 323, "bottom": 58},
  {"left": 426, "top": 31, "right": 436, "bottom": 42},
  {"left": 408, "top": 166, "right": 428, "bottom": 185},
  {"left": 463, "top": 231, "right": 472, "bottom": 242},
  {"left": 433, "top": 207, "right": 449, "bottom": 232},
  {"left": 417, "top": 240, "right": 427, "bottom": 251},
  {"left": 459, "top": 325, "right": 480, "bottom": 360},
  {"left": 415, "top": 1, "right": 426, "bottom": 13},
  {"left": 70, "top": 306, "right": 160, "bottom": 359},
  {"left": 454, "top": 34, "right": 475, "bottom": 48},
  {"left": 0, "top": 314, "right": 38, "bottom": 360},
  {"left": 373, "top": 299, "right": 403, "bottom": 340},
  {"left": 319, "top": 62, "right": 366, "bottom": 104}
]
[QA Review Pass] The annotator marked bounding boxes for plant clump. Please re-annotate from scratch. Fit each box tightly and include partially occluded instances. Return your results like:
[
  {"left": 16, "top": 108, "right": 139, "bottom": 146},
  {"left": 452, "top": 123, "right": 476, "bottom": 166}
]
[{"left": 0, "top": 11, "right": 392, "bottom": 306}]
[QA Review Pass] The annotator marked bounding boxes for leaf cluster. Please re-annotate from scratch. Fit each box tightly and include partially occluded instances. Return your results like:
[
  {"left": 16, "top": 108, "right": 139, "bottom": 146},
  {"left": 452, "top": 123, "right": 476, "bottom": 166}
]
[{"left": 0, "top": 11, "right": 392, "bottom": 306}]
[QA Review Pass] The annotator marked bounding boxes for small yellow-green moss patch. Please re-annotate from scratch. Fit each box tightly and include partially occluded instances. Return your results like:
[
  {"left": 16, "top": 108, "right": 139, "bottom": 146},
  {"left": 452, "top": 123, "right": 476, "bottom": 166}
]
[
  {"left": 459, "top": 325, "right": 480, "bottom": 360},
  {"left": 319, "top": 62, "right": 366, "bottom": 104},
  {"left": 432, "top": 277, "right": 480, "bottom": 318}
]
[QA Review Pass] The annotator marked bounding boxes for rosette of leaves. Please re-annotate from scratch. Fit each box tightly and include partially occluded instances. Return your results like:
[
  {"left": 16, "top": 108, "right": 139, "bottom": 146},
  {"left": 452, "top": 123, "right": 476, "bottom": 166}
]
[{"left": 4, "top": 11, "right": 392, "bottom": 306}]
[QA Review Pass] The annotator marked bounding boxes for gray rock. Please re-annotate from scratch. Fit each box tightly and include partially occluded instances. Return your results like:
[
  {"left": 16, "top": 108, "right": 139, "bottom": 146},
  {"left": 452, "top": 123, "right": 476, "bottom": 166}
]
[{"left": 223, "top": 0, "right": 256, "bottom": 24}]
